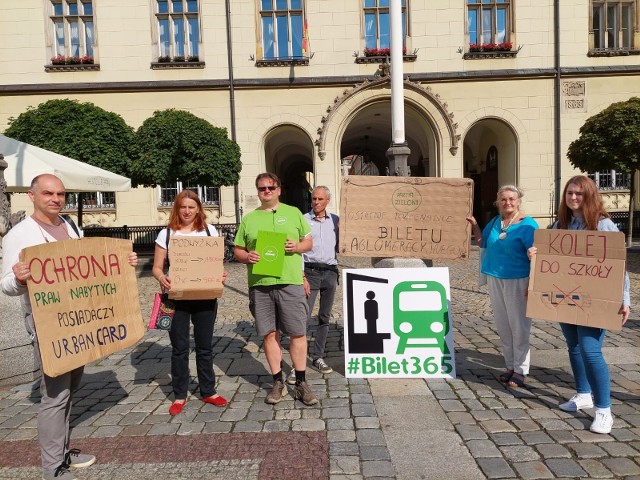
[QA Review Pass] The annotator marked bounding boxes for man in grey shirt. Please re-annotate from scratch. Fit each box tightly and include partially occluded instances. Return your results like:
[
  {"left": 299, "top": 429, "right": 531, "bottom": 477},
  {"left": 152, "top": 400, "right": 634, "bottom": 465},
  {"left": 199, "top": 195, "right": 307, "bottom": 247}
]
[{"left": 288, "top": 186, "right": 338, "bottom": 381}]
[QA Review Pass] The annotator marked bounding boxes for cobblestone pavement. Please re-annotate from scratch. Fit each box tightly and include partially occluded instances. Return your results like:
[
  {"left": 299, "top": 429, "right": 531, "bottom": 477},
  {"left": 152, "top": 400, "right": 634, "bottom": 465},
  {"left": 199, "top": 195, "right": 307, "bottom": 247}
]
[{"left": 0, "top": 247, "right": 639, "bottom": 479}]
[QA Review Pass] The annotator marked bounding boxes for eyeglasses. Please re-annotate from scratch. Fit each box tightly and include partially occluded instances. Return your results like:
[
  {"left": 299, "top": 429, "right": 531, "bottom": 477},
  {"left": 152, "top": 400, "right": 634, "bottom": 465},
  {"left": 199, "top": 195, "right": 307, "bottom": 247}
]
[{"left": 257, "top": 186, "right": 278, "bottom": 192}]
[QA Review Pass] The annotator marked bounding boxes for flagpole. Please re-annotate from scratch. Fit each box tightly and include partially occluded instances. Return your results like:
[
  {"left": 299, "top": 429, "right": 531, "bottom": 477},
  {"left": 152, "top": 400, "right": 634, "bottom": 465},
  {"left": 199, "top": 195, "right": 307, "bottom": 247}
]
[{"left": 385, "top": 0, "right": 410, "bottom": 176}]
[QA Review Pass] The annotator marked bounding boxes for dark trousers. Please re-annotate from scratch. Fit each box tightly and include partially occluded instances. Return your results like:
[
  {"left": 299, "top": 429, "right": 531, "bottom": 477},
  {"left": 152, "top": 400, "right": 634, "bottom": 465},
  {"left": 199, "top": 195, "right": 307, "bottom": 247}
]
[
  {"left": 169, "top": 299, "right": 218, "bottom": 399},
  {"left": 305, "top": 268, "right": 338, "bottom": 360}
]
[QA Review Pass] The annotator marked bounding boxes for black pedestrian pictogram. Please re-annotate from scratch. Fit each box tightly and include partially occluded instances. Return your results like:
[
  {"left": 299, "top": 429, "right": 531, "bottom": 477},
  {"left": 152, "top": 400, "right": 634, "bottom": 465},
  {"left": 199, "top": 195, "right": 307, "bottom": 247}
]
[{"left": 345, "top": 272, "right": 391, "bottom": 354}]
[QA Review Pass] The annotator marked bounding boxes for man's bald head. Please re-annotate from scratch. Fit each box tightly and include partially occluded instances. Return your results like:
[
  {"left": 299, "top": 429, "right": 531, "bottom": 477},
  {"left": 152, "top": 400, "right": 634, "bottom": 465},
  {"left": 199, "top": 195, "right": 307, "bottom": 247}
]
[{"left": 30, "top": 174, "right": 64, "bottom": 192}]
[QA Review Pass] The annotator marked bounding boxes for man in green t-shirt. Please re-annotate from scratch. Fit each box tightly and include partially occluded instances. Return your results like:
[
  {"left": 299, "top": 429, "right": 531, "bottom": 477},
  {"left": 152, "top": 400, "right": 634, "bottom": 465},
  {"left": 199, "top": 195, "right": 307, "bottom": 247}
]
[{"left": 234, "top": 173, "right": 318, "bottom": 406}]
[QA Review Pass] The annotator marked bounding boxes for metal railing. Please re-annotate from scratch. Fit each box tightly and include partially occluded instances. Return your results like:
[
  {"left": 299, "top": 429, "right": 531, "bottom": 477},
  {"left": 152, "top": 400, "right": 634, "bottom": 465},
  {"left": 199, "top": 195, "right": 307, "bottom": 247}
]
[
  {"left": 83, "top": 224, "right": 239, "bottom": 259},
  {"left": 609, "top": 212, "right": 640, "bottom": 237}
]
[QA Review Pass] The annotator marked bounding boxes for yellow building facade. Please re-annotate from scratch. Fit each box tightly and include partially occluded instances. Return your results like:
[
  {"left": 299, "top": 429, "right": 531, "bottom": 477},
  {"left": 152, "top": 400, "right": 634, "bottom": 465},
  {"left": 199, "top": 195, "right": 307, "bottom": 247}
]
[{"left": 1, "top": 0, "right": 639, "bottom": 228}]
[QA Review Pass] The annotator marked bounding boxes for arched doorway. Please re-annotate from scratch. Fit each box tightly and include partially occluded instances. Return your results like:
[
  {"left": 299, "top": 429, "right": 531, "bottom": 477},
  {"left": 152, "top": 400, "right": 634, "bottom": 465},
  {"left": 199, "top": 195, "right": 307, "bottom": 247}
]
[
  {"left": 340, "top": 100, "right": 436, "bottom": 178},
  {"left": 263, "top": 125, "right": 314, "bottom": 213},
  {"left": 463, "top": 118, "right": 518, "bottom": 227}
]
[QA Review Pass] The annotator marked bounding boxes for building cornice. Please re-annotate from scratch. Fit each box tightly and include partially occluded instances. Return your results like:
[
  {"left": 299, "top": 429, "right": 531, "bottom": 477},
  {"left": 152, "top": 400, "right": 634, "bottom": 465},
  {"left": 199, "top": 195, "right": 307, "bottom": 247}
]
[{"left": 1, "top": 65, "right": 639, "bottom": 95}]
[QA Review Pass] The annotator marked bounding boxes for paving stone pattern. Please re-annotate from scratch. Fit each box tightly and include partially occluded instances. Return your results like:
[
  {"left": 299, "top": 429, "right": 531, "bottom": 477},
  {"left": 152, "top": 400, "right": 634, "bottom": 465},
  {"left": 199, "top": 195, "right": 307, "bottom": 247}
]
[{"left": 0, "top": 247, "right": 639, "bottom": 479}]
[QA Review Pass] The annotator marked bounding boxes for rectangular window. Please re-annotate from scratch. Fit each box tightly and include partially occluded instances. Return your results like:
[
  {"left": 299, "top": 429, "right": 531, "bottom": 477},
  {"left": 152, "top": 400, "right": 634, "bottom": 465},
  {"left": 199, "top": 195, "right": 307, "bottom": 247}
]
[
  {"left": 363, "top": 0, "right": 407, "bottom": 50},
  {"left": 467, "top": 0, "right": 511, "bottom": 46},
  {"left": 592, "top": 1, "right": 636, "bottom": 50},
  {"left": 159, "top": 183, "right": 220, "bottom": 206},
  {"left": 49, "top": 0, "right": 95, "bottom": 60},
  {"left": 65, "top": 192, "right": 115, "bottom": 209},
  {"left": 156, "top": 0, "right": 200, "bottom": 60},
  {"left": 588, "top": 170, "right": 631, "bottom": 190},
  {"left": 260, "top": 0, "right": 305, "bottom": 60}
]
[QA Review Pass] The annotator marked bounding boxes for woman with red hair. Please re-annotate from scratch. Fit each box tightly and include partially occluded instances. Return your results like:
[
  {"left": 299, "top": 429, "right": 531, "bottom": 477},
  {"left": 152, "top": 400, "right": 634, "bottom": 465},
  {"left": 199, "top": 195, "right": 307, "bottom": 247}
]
[
  {"left": 530, "top": 175, "right": 630, "bottom": 434},
  {"left": 152, "top": 190, "right": 228, "bottom": 415}
]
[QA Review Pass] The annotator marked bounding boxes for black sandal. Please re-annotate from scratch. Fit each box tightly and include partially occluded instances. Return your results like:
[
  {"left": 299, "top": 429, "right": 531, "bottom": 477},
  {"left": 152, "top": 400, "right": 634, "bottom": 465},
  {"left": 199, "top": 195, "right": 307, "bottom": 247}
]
[
  {"left": 508, "top": 373, "right": 526, "bottom": 388},
  {"left": 499, "top": 370, "right": 514, "bottom": 383}
]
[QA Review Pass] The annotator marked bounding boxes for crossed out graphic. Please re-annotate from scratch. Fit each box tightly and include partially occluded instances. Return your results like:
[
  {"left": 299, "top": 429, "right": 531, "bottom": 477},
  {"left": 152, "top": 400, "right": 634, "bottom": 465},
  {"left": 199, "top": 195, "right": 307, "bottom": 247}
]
[{"left": 541, "top": 284, "right": 591, "bottom": 311}]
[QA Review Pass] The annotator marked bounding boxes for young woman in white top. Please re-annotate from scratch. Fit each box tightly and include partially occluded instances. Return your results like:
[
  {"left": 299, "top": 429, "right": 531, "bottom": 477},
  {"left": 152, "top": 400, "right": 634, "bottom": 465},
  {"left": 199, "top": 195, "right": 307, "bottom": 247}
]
[{"left": 152, "top": 190, "right": 228, "bottom": 415}]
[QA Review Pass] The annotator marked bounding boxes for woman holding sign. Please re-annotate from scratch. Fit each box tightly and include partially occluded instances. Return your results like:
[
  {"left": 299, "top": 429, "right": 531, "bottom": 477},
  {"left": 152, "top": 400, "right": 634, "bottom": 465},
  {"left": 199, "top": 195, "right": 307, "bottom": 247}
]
[
  {"left": 152, "top": 190, "right": 228, "bottom": 415},
  {"left": 468, "top": 185, "right": 538, "bottom": 388},
  {"left": 529, "top": 175, "right": 630, "bottom": 434}
]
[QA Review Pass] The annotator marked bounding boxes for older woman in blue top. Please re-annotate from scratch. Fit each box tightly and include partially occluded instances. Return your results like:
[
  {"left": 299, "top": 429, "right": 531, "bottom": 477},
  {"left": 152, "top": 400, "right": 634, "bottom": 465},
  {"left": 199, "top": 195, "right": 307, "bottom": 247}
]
[
  {"left": 529, "top": 175, "right": 630, "bottom": 434},
  {"left": 468, "top": 185, "right": 539, "bottom": 388}
]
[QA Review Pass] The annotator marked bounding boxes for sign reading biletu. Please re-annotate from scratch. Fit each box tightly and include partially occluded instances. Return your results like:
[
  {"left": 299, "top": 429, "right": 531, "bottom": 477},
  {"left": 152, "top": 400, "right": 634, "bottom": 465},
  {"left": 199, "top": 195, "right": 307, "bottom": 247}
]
[{"left": 339, "top": 176, "right": 473, "bottom": 260}]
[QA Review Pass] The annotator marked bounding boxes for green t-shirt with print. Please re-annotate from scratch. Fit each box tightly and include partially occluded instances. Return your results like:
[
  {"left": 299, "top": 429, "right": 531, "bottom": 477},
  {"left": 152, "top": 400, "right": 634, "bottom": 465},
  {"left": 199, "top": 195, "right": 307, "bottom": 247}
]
[{"left": 235, "top": 203, "right": 311, "bottom": 287}]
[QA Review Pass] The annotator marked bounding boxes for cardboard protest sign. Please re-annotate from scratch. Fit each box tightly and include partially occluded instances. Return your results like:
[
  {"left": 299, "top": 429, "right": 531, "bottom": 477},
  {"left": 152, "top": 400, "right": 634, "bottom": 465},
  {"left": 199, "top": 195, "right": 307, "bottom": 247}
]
[
  {"left": 23, "top": 237, "right": 144, "bottom": 377},
  {"left": 339, "top": 176, "right": 473, "bottom": 259},
  {"left": 168, "top": 236, "right": 224, "bottom": 300},
  {"left": 252, "top": 230, "right": 287, "bottom": 277},
  {"left": 527, "top": 229, "right": 626, "bottom": 331}
]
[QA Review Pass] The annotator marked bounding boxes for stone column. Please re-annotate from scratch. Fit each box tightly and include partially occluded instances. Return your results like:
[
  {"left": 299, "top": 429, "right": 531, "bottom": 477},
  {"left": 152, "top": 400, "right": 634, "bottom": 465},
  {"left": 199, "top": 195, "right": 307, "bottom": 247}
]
[
  {"left": 0, "top": 154, "right": 10, "bottom": 237},
  {"left": 0, "top": 154, "right": 39, "bottom": 386}
]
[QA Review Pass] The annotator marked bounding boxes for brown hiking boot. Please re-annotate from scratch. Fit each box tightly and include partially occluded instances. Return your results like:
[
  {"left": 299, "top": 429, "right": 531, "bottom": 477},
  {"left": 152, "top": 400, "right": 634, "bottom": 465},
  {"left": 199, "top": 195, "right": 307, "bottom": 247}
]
[
  {"left": 265, "top": 378, "right": 287, "bottom": 404},
  {"left": 293, "top": 381, "right": 319, "bottom": 406}
]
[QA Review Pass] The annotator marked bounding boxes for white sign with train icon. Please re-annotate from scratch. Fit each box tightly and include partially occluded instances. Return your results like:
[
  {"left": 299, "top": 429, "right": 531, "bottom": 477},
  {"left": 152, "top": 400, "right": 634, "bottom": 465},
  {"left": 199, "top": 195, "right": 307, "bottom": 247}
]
[{"left": 342, "top": 267, "right": 456, "bottom": 379}]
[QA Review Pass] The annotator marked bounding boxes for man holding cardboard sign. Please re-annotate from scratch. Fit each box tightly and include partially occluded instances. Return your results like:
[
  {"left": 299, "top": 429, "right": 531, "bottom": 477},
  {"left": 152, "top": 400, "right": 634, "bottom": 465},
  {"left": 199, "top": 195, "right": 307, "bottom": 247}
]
[
  {"left": 0, "top": 174, "right": 138, "bottom": 480},
  {"left": 234, "top": 173, "right": 318, "bottom": 406}
]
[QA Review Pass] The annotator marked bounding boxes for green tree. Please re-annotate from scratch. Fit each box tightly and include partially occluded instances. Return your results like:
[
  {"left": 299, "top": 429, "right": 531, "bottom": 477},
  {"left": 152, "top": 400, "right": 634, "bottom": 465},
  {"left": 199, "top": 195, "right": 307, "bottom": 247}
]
[
  {"left": 4, "top": 98, "right": 135, "bottom": 176},
  {"left": 567, "top": 97, "right": 640, "bottom": 244},
  {"left": 130, "top": 109, "right": 241, "bottom": 187}
]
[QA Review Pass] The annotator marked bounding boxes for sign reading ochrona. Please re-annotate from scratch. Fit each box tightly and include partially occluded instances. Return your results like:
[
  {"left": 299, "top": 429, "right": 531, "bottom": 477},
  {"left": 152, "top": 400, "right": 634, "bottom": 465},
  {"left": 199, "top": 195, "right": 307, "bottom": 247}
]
[
  {"left": 343, "top": 267, "right": 456, "bottom": 379},
  {"left": 339, "top": 176, "right": 473, "bottom": 259},
  {"left": 168, "top": 236, "right": 225, "bottom": 300},
  {"left": 23, "top": 238, "right": 144, "bottom": 378}
]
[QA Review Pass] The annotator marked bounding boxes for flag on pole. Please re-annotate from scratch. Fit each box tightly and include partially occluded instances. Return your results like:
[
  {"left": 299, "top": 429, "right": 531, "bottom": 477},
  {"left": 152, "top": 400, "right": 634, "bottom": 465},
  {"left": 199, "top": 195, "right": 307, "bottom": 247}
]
[{"left": 302, "top": 19, "right": 309, "bottom": 54}]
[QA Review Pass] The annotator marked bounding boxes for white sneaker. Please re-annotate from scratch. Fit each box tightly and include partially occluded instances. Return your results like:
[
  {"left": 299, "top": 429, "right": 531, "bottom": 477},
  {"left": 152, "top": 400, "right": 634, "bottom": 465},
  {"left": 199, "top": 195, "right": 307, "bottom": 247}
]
[
  {"left": 559, "top": 393, "right": 594, "bottom": 412},
  {"left": 590, "top": 410, "right": 613, "bottom": 434},
  {"left": 286, "top": 368, "right": 296, "bottom": 385}
]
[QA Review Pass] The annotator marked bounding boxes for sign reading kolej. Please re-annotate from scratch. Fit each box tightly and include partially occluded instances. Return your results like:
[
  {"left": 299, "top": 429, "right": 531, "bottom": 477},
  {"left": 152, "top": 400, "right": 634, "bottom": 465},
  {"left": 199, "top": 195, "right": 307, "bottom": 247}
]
[
  {"left": 339, "top": 176, "right": 473, "bottom": 259},
  {"left": 168, "top": 236, "right": 224, "bottom": 300},
  {"left": 23, "top": 238, "right": 145, "bottom": 377},
  {"left": 527, "top": 229, "right": 626, "bottom": 331}
]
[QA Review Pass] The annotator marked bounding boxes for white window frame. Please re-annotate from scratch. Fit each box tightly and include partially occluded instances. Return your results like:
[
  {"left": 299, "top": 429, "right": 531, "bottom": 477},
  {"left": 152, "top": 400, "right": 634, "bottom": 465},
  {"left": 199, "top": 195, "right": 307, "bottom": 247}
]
[
  {"left": 588, "top": 170, "right": 631, "bottom": 190},
  {"left": 467, "top": 0, "right": 512, "bottom": 46},
  {"left": 65, "top": 192, "right": 115, "bottom": 210},
  {"left": 259, "top": 0, "right": 305, "bottom": 60},
  {"left": 363, "top": 0, "right": 408, "bottom": 51},
  {"left": 49, "top": 0, "right": 95, "bottom": 59},
  {"left": 155, "top": 0, "right": 201, "bottom": 60},
  {"left": 591, "top": 1, "right": 636, "bottom": 50},
  {"left": 159, "top": 183, "right": 220, "bottom": 206}
]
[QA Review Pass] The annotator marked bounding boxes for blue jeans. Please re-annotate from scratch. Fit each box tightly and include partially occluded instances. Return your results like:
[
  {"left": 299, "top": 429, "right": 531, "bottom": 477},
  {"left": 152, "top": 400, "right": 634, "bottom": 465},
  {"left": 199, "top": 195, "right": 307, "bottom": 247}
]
[{"left": 560, "top": 323, "right": 610, "bottom": 408}]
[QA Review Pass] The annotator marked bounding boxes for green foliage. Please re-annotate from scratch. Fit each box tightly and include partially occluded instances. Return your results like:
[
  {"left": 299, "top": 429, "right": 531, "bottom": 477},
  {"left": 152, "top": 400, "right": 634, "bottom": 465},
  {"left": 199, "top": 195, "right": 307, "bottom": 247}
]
[
  {"left": 130, "top": 109, "right": 241, "bottom": 187},
  {"left": 567, "top": 97, "right": 640, "bottom": 173},
  {"left": 4, "top": 99, "right": 135, "bottom": 177}
]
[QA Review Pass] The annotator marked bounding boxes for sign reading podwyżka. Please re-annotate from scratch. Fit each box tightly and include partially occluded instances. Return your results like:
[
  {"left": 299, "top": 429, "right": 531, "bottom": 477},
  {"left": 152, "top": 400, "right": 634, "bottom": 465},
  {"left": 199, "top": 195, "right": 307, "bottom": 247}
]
[
  {"left": 339, "top": 176, "right": 473, "bottom": 259},
  {"left": 23, "top": 238, "right": 145, "bottom": 377},
  {"left": 343, "top": 267, "right": 456, "bottom": 379},
  {"left": 168, "top": 236, "right": 225, "bottom": 300},
  {"left": 527, "top": 229, "right": 626, "bottom": 331}
]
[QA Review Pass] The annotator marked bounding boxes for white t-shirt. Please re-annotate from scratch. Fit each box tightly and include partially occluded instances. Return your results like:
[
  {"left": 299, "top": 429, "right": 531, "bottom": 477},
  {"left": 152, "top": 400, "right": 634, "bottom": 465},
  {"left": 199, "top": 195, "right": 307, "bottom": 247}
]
[{"left": 155, "top": 224, "right": 219, "bottom": 249}]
